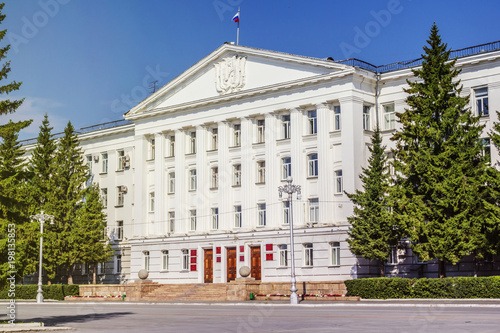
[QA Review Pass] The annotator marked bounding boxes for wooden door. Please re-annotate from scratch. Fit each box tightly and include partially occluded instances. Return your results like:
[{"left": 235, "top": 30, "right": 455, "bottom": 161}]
[
  {"left": 227, "top": 247, "right": 237, "bottom": 282},
  {"left": 204, "top": 249, "right": 213, "bottom": 283},
  {"left": 250, "top": 246, "right": 262, "bottom": 280}
]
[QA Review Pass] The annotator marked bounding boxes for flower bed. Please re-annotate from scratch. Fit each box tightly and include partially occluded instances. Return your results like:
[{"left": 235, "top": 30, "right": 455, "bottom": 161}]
[
  {"left": 64, "top": 295, "right": 125, "bottom": 302},
  {"left": 253, "top": 293, "right": 359, "bottom": 301}
]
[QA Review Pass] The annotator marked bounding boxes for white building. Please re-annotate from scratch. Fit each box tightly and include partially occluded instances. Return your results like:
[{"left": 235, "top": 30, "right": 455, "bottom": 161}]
[{"left": 32, "top": 40, "right": 500, "bottom": 283}]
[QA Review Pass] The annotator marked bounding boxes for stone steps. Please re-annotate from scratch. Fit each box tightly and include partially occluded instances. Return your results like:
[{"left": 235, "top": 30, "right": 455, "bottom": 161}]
[{"left": 141, "top": 283, "right": 228, "bottom": 301}]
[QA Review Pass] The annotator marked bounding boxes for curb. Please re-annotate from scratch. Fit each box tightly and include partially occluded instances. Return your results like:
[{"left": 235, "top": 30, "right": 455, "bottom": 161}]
[{"left": 0, "top": 323, "right": 73, "bottom": 332}]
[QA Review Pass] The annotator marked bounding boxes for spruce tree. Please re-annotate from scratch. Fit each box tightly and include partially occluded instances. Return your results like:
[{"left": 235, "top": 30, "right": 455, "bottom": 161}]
[
  {"left": 391, "top": 24, "right": 498, "bottom": 277},
  {"left": 346, "top": 127, "right": 401, "bottom": 276}
]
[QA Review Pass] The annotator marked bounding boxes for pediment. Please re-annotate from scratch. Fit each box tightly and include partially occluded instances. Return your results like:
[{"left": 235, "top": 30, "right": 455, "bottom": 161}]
[{"left": 125, "top": 44, "right": 351, "bottom": 120}]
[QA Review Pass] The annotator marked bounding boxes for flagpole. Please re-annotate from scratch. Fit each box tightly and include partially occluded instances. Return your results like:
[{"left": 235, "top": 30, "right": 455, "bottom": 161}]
[{"left": 236, "top": 8, "right": 240, "bottom": 45}]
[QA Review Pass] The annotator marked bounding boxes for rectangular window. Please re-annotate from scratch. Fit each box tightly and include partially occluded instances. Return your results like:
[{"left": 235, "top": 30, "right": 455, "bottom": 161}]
[
  {"left": 143, "top": 251, "right": 150, "bottom": 271},
  {"left": 168, "top": 211, "right": 175, "bottom": 233},
  {"left": 116, "top": 221, "right": 123, "bottom": 240},
  {"left": 97, "top": 262, "right": 104, "bottom": 275},
  {"left": 211, "top": 208, "right": 219, "bottom": 230},
  {"left": 257, "top": 161, "right": 265, "bottom": 184},
  {"left": 309, "top": 198, "right": 319, "bottom": 223},
  {"left": 189, "top": 169, "right": 197, "bottom": 191},
  {"left": 383, "top": 103, "right": 396, "bottom": 130},
  {"left": 211, "top": 128, "right": 218, "bottom": 150},
  {"left": 330, "top": 242, "right": 341, "bottom": 266},
  {"left": 81, "top": 263, "right": 87, "bottom": 275},
  {"left": 256, "top": 119, "right": 265, "bottom": 143},
  {"left": 335, "top": 170, "right": 343, "bottom": 194},
  {"left": 388, "top": 246, "right": 398, "bottom": 264},
  {"left": 475, "top": 87, "right": 489, "bottom": 116},
  {"left": 233, "top": 164, "right": 241, "bottom": 186},
  {"left": 282, "top": 157, "right": 292, "bottom": 180},
  {"left": 482, "top": 138, "right": 491, "bottom": 163},
  {"left": 234, "top": 205, "right": 242, "bottom": 228},
  {"left": 304, "top": 243, "right": 313, "bottom": 267},
  {"left": 211, "top": 167, "right": 218, "bottom": 189},
  {"left": 149, "top": 138, "right": 156, "bottom": 160},
  {"left": 363, "top": 105, "right": 371, "bottom": 130},
  {"left": 278, "top": 245, "right": 288, "bottom": 267},
  {"left": 161, "top": 250, "right": 169, "bottom": 271},
  {"left": 283, "top": 201, "right": 290, "bottom": 225},
  {"left": 307, "top": 110, "right": 317, "bottom": 134},
  {"left": 182, "top": 249, "right": 189, "bottom": 271},
  {"left": 101, "top": 188, "right": 108, "bottom": 208},
  {"left": 86, "top": 155, "right": 92, "bottom": 176},
  {"left": 334, "top": 105, "right": 341, "bottom": 131},
  {"left": 308, "top": 153, "right": 318, "bottom": 177},
  {"left": 233, "top": 124, "right": 241, "bottom": 147},
  {"left": 114, "top": 255, "right": 121, "bottom": 274},
  {"left": 168, "top": 172, "right": 175, "bottom": 194},
  {"left": 117, "top": 150, "right": 125, "bottom": 171},
  {"left": 189, "top": 131, "right": 196, "bottom": 154},
  {"left": 282, "top": 114, "right": 291, "bottom": 139},
  {"left": 101, "top": 153, "right": 108, "bottom": 173},
  {"left": 149, "top": 192, "right": 155, "bottom": 212},
  {"left": 258, "top": 203, "right": 266, "bottom": 226},
  {"left": 190, "top": 210, "right": 197, "bottom": 231},
  {"left": 117, "top": 186, "right": 125, "bottom": 206},
  {"left": 168, "top": 135, "right": 175, "bottom": 157}
]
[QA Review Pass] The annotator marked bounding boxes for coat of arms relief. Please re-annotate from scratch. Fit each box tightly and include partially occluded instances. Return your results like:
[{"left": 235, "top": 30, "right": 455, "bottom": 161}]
[{"left": 215, "top": 55, "right": 247, "bottom": 94}]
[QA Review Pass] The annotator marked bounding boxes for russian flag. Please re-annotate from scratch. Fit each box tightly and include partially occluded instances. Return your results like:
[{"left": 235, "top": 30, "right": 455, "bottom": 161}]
[{"left": 232, "top": 12, "right": 240, "bottom": 22}]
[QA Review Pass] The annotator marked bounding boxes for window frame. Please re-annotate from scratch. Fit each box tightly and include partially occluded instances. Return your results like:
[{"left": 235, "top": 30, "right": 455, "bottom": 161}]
[
  {"left": 335, "top": 170, "right": 343, "bottom": 194},
  {"left": 475, "top": 87, "right": 489, "bottom": 117},
  {"left": 116, "top": 221, "right": 123, "bottom": 241},
  {"left": 304, "top": 243, "right": 313, "bottom": 267},
  {"left": 256, "top": 119, "right": 265, "bottom": 143},
  {"left": 363, "top": 105, "right": 371, "bottom": 130},
  {"left": 234, "top": 205, "right": 242, "bottom": 228},
  {"left": 278, "top": 244, "right": 288, "bottom": 267},
  {"left": 149, "top": 192, "right": 155, "bottom": 213},
  {"left": 189, "top": 169, "right": 197, "bottom": 191},
  {"left": 168, "top": 211, "right": 175, "bottom": 233},
  {"left": 143, "top": 251, "right": 150, "bottom": 271},
  {"left": 168, "top": 171, "right": 175, "bottom": 194},
  {"left": 307, "top": 110, "right": 317, "bottom": 135},
  {"left": 307, "top": 153, "right": 318, "bottom": 177},
  {"left": 309, "top": 198, "right": 319, "bottom": 223},
  {"left": 334, "top": 105, "right": 341, "bottom": 131},
  {"left": 116, "top": 186, "right": 125, "bottom": 206},
  {"left": 281, "top": 157, "right": 292, "bottom": 180},
  {"left": 211, "top": 207, "right": 219, "bottom": 230},
  {"left": 281, "top": 114, "right": 291, "bottom": 139},
  {"left": 233, "top": 164, "right": 241, "bottom": 186},
  {"left": 258, "top": 203, "right": 266, "bottom": 226},
  {"left": 189, "top": 210, "right": 197, "bottom": 231},
  {"left": 233, "top": 123, "right": 241, "bottom": 147},
  {"left": 256, "top": 160, "right": 265, "bottom": 184},
  {"left": 181, "top": 249, "right": 189, "bottom": 271},
  {"left": 101, "top": 188, "right": 108, "bottom": 209},
  {"left": 211, "top": 167, "right": 219, "bottom": 189},
  {"left": 161, "top": 250, "right": 169, "bottom": 271},
  {"left": 101, "top": 152, "right": 108, "bottom": 174},
  {"left": 383, "top": 103, "right": 396, "bottom": 130},
  {"left": 330, "top": 242, "right": 341, "bottom": 266}
]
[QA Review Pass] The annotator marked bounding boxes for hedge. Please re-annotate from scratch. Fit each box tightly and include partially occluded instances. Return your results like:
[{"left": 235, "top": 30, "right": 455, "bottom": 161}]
[
  {"left": 345, "top": 276, "right": 500, "bottom": 299},
  {"left": 0, "top": 284, "right": 80, "bottom": 300}
]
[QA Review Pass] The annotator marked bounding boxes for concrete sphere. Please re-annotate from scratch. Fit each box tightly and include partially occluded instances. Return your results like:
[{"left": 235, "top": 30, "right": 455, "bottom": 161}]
[
  {"left": 138, "top": 269, "right": 149, "bottom": 280},
  {"left": 239, "top": 266, "right": 251, "bottom": 278}
]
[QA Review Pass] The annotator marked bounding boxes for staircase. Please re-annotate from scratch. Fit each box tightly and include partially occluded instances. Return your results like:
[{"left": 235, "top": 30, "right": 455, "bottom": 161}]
[{"left": 140, "top": 283, "right": 228, "bottom": 301}]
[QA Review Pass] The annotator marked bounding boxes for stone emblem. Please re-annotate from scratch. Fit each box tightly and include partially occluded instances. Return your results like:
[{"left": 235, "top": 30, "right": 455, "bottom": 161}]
[{"left": 215, "top": 55, "right": 247, "bottom": 94}]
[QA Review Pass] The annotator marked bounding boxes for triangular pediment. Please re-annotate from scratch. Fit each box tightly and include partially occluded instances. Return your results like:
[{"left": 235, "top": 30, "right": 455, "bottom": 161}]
[{"left": 125, "top": 44, "right": 352, "bottom": 120}]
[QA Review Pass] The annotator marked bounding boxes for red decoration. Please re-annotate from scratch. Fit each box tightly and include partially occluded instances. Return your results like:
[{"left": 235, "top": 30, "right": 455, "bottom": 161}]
[
  {"left": 216, "top": 247, "right": 221, "bottom": 254},
  {"left": 190, "top": 264, "right": 197, "bottom": 271},
  {"left": 266, "top": 244, "right": 273, "bottom": 251},
  {"left": 239, "top": 246, "right": 244, "bottom": 253},
  {"left": 216, "top": 257, "right": 221, "bottom": 263},
  {"left": 240, "top": 255, "right": 244, "bottom": 262},
  {"left": 190, "top": 257, "right": 197, "bottom": 264},
  {"left": 191, "top": 249, "right": 197, "bottom": 257},
  {"left": 266, "top": 253, "right": 273, "bottom": 261}
]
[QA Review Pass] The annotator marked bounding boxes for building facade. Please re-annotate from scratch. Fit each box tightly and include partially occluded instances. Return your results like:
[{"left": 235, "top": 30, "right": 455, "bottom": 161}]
[{"left": 29, "top": 41, "right": 500, "bottom": 284}]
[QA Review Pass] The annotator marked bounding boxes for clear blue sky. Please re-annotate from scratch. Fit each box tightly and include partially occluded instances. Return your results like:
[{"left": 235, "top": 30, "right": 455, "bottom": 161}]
[{"left": 2, "top": 0, "right": 500, "bottom": 140}]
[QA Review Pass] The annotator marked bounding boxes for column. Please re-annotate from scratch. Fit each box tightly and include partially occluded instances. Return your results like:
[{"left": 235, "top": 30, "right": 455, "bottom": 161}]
[
  {"left": 153, "top": 132, "right": 165, "bottom": 235},
  {"left": 174, "top": 129, "right": 186, "bottom": 233},
  {"left": 290, "top": 108, "right": 304, "bottom": 225},
  {"left": 240, "top": 117, "right": 253, "bottom": 230},
  {"left": 218, "top": 121, "right": 230, "bottom": 230},
  {"left": 195, "top": 125, "right": 209, "bottom": 231},
  {"left": 133, "top": 134, "right": 147, "bottom": 237},
  {"left": 316, "top": 103, "right": 332, "bottom": 224},
  {"left": 264, "top": 113, "right": 278, "bottom": 227}
]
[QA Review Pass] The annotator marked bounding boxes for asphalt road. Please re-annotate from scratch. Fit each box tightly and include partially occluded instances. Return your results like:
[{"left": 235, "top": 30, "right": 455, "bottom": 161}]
[{"left": 3, "top": 302, "right": 500, "bottom": 333}]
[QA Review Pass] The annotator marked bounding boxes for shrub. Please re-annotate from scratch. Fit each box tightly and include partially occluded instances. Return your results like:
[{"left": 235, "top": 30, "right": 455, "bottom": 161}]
[{"left": 0, "top": 284, "right": 80, "bottom": 300}]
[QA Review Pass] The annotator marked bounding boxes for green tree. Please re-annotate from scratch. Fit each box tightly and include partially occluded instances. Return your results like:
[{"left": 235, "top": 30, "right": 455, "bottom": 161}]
[
  {"left": 391, "top": 24, "right": 498, "bottom": 277},
  {"left": 346, "top": 127, "right": 401, "bottom": 276},
  {"left": 74, "top": 184, "right": 113, "bottom": 284}
]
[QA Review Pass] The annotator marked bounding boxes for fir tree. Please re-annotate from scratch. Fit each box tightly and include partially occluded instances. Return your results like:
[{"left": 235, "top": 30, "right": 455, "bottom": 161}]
[
  {"left": 346, "top": 127, "right": 401, "bottom": 276},
  {"left": 391, "top": 24, "right": 499, "bottom": 277}
]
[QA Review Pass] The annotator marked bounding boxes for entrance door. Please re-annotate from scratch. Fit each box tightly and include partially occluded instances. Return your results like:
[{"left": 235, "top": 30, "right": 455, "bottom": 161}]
[
  {"left": 227, "top": 247, "right": 237, "bottom": 282},
  {"left": 204, "top": 249, "right": 213, "bottom": 283},
  {"left": 250, "top": 246, "right": 262, "bottom": 280}
]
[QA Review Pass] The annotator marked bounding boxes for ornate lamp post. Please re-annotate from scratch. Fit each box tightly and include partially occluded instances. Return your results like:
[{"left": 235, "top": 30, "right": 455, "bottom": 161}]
[
  {"left": 278, "top": 176, "right": 301, "bottom": 304},
  {"left": 30, "top": 211, "right": 54, "bottom": 304}
]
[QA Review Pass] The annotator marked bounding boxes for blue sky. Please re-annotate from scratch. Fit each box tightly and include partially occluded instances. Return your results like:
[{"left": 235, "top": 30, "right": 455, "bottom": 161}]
[{"left": 2, "top": 0, "right": 500, "bottom": 140}]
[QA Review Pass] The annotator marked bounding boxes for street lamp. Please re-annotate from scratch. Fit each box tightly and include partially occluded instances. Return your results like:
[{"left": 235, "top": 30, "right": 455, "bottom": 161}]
[
  {"left": 278, "top": 176, "right": 301, "bottom": 305},
  {"left": 30, "top": 211, "right": 54, "bottom": 304}
]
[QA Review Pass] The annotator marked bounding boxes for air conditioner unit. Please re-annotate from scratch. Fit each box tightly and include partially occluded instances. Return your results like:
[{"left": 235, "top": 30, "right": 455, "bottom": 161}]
[
  {"left": 93, "top": 155, "right": 99, "bottom": 162},
  {"left": 120, "top": 185, "right": 128, "bottom": 192}
]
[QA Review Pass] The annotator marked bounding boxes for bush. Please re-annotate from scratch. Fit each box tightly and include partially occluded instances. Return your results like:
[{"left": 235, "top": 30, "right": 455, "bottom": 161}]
[
  {"left": 346, "top": 276, "right": 500, "bottom": 299},
  {"left": 0, "top": 284, "right": 80, "bottom": 300}
]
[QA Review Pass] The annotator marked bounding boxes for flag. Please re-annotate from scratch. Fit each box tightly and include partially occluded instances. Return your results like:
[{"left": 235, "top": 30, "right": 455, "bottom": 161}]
[{"left": 232, "top": 12, "right": 240, "bottom": 22}]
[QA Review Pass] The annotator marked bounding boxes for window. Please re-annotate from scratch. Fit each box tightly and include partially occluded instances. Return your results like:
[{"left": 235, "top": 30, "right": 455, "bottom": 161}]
[
  {"left": 168, "top": 172, "right": 175, "bottom": 194},
  {"left": 101, "top": 153, "right": 108, "bottom": 173},
  {"left": 211, "top": 167, "right": 218, "bottom": 189},
  {"left": 149, "top": 137, "right": 156, "bottom": 160},
  {"left": 117, "top": 150, "right": 125, "bottom": 171},
  {"left": 281, "top": 157, "right": 291, "bottom": 180},
  {"left": 282, "top": 201, "right": 290, "bottom": 225},
  {"left": 335, "top": 170, "right": 343, "bottom": 194},
  {"left": 211, "top": 128, "right": 218, "bottom": 150},
  {"left": 168, "top": 211, "right": 175, "bottom": 233},
  {"left": 86, "top": 155, "right": 92, "bottom": 176},
  {"left": 168, "top": 134, "right": 175, "bottom": 157},
  {"left": 101, "top": 188, "right": 108, "bottom": 208},
  {"left": 233, "top": 124, "right": 241, "bottom": 147},
  {"left": 189, "top": 169, "right": 197, "bottom": 191},
  {"left": 190, "top": 210, "right": 197, "bottom": 231},
  {"left": 234, "top": 205, "right": 242, "bottom": 228},
  {"left": 482, "top": 138, "right": 491, "bottom": 163},
  {"left": 308, "top": 153, "right": 318, "bottom": 177},
  {"left": 233, "top": 164, "right": 241, "bottom": 186},
  {"left": 143, "top": 251, "right": 150, "bottom": 271},
  {"left": 330, "top": 242, "right": 340, "bottom": 266},
  {"left": 256, "top": 119, "right": 265, "bottom": 143},
  {"left": 309, "top": 198, "right": 319, "bottom": 223},
  {"left": 258, "top": 203, "right": 266, "bottom": 226},
  {"left": 363, "top": 105, "right": 371, "bottom": 130},
  {"left": 475, "top": 87, "right": 489, "bottom": 116},
  {"left": 307, "top": 110, "right": 317, "bottom": 134},
  {"left": 161, "top": 250, "right": 169, "bottom": 271},
  {"left": 97, "top": 262, "right": 104, "bottom": 275},
  {"left": 116, "top": 221, "right": 123, "bottom": 241},
  {"left": 189, "top": 131, "right": 196, "bottom": 154},
  {"left": 334, "top": 105, "right": 341, "bottom": 131},
  {"left": 383, "top": 103, "right": 395, "bottom": 130},
  {"left": 257, "top": 161, "right": 265, "bottom": 184},
  {"left": 149, "top": 192, "right": 155, "bottom": 212},
  {"left": 81, "top": 263, "right": 87, "bottom": 275},
  {"left": 282, "top": 114, "right": 291, "bottom": 139},
  {"left": 278, "top": 245, "right": 288, "bottom": 267},
  {"left": 114, "top": 255, "right": 121, "bottom": 274},
  {"left": 117, "top": 186, "right": 125, "bottom": 206},
  {"left": 304, "top": 243, "right": 313, "bottom": 266},
  {"left": 181, "top": 249, "right": 189, "bottom": 271},
  {"left": 387, "top": 246, "right": 398, "bottom": 264},
  {"left": 211, "top": 208, "right": 219, "bottom": 230}
]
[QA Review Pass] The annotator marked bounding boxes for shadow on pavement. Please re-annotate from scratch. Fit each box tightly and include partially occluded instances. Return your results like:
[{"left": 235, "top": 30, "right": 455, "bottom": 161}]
[{"left": 24, "top": 311, "right": 133, "bottom": 326}]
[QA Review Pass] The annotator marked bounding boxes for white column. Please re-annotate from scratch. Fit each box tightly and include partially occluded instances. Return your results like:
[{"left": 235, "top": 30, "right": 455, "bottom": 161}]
[
  {"left": 195, "top": 125, "right": 209, "bottom": 231},
  {"left": 240, "top": 117, "right": 253, "bottom": 230},
  {"left": 290, "top": 108, "right": 304, "bottom": 225},
  {"left": 133, "top": 135, "right": 147, "bottom": 237},
  {"left": 174, "top": 130, "right": 186, "bottom": 233},
  {"left": 264, "top": 113, "right": 278, "bottom": 228},
  {"left": 316, "top": 103, "right": 332, "bottom": 224},
  {"left": 153, "top": 132, "right": 164, "bottom": 235},
  {"left": 218, "top": 121, "right": 230, "bottom": 231}
]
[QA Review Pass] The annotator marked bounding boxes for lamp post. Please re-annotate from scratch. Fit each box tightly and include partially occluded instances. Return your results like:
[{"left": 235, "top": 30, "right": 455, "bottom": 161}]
[
  {"left": 278, "top": 176, "right": 301, "bottom": 304},
  {"left": 30, "top": 211, "right": 54, "bottom": 304}
]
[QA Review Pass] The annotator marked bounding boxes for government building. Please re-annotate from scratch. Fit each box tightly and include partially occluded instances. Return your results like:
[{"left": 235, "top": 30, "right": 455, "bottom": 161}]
[{"left": 27, "top": 40, "right": 500, "bottom": 284}]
